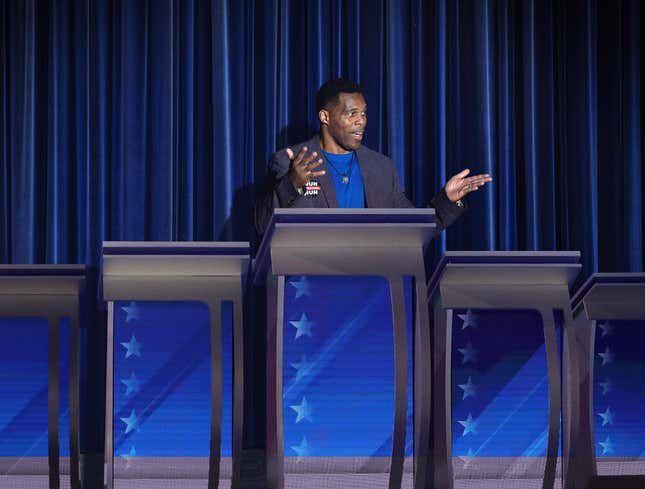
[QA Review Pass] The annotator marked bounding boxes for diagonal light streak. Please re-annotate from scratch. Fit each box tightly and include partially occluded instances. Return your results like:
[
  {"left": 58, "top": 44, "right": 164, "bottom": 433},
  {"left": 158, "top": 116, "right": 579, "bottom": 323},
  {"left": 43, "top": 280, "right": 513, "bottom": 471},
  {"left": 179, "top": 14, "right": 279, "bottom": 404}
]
[
  {"left": 283, "top": 288, "right": 388, "bottom": 403},
  {"left": 6, "top": 407, "right": 71, "bottom": 475},
  {"left": 520, "top": 428, "right": 548, "bottom": 457},
  {"left": 471, "top": 375, "right": 548, "bottom": 456},
  {"left": 501, "top": 428, "right": 549, "bottom": 478},
  {"left": 113, "top": 321, "right": 211, "bottom": 449},
  {"left": 133, "top": 342, "right": 207, "bottom": 442}
]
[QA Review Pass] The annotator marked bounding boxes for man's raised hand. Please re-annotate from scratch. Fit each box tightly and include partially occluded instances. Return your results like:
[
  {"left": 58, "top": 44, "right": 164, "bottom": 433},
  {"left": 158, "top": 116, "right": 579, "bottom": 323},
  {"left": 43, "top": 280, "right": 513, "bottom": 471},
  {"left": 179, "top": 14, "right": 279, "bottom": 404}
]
[
  {"left": 287, "top": 147, "right": 326, "bottom": 189},
  {"left": 444, "top": 169, "right": 493, "bottom": 202}
]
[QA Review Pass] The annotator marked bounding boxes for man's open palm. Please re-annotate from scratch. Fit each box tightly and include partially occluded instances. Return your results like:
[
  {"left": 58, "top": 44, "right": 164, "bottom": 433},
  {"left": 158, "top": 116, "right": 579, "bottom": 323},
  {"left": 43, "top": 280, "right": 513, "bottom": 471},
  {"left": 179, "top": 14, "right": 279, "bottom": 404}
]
[{"left": 445, "top": 169, "right": 493, "bottom": 202}]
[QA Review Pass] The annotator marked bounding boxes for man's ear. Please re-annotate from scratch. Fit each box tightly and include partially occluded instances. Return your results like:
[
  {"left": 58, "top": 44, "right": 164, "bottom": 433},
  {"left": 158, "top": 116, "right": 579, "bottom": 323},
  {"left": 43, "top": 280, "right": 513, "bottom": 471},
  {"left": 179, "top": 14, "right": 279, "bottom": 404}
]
[{"left": 318, "top": 109, "right": 329, "bottom": 126}]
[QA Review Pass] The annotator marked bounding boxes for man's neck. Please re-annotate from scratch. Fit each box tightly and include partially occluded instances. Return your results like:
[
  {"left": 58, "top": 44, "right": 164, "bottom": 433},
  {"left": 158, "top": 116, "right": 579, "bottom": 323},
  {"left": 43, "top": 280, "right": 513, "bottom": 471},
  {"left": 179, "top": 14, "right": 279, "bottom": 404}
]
[{"left": 319, "top": 132, "right": 352, "bottom": 154}]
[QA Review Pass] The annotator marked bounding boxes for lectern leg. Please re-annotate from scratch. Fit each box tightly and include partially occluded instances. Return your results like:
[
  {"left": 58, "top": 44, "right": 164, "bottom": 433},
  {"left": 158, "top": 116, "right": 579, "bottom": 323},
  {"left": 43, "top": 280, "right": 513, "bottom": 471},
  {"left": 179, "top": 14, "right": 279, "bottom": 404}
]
[
  {"left": 568, "top": 316, "right": 596, "bottom": 488},
  {"left": 266, "top": 274, "right": 285, "bottom": 489},
  {"left": 208, "top": 302, "right": 223, "bottom": 489},
  {"left": 105, "top": 302, "right": 114, "bottom": 489},
  {"left": 562, "top": 312, "right": 592, "bottom": 489},
  {"left": 432, "top": 307, "right": 453, "bottom": 489},
  {"left": 69, "top": 314, "right": 81, "bottom": 489},
  {"left": 414, "top": 276, "right": 432, "bottom": 489},
  {"left": 541, "top": 308, "right": 563, "bottom": 489},
  {"left": 387, "top": 276, "right": 409, "bottom": 489},
  {"left": 232, "top": 297, "right": 244, "bottom": 489},
  {"left": 48, "top": 318, "right": 60, "bottom": 489}
]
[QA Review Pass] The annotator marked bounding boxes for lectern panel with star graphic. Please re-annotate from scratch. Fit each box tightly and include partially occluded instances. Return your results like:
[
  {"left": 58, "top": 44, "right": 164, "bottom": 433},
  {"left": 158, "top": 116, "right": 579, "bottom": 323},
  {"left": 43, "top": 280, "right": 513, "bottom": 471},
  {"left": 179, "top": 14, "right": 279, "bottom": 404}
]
[
  {"left": 571, "top": 274, "right": 645, "bottom": 485},
  {"left": 282, "top": 275, "right": 414, "bottom": 461},
  {"left": 592, "top": 319, "right": 645, "bottom": 464},
  {"left": 451, "top": 308, "right": 556, "bottom": 462},
  {"left": 0, "top": 318, "right": 73, "bottom": 469},
  {"left": 112, "top": 301, "right": 233, "bottom": 458}
]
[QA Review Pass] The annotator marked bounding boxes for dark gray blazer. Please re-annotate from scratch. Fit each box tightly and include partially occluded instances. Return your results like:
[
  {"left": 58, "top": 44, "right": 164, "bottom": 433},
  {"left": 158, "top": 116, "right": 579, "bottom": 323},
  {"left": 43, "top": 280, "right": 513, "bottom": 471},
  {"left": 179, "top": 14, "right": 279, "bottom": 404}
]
[{"left": 254, "top": 136, "right": 466, "bottom": 236}]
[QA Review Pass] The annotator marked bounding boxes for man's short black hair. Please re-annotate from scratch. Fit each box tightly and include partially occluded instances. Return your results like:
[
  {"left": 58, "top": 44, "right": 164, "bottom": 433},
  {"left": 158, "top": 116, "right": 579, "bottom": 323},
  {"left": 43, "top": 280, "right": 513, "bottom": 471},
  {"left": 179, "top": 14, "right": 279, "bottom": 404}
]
[{"left": 315, "top": 79, "right": 363, "bottom": 112}]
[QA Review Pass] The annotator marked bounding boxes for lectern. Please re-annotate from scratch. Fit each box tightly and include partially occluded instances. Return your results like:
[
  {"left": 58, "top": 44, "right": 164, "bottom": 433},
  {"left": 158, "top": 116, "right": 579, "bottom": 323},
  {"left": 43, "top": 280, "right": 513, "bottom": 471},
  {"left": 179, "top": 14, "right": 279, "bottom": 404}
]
[
  {"left": 254, "top": 208, "right": 437, "bottom": 489},
  {"left": 569, "top": 274, "right": 645, "bottom": 489},
  {"left": 102, "top": 242, "right": 248, "bottom": 489},
  {"left": 0, "top": 265, "right": 84, "bottom": 489},
  {"left": 426, "top": 252, "right": 581, "bottom": 489}
]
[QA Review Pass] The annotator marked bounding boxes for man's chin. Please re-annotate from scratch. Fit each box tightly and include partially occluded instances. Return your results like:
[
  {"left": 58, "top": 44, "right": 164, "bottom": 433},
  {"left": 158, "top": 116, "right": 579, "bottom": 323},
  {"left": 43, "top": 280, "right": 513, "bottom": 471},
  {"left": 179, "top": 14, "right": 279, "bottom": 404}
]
[
  {"left": 331, "top": 136, "right": 362, "bottom": 152},
  {"left": 345, "top": 140, "right": 362, "bottom": 151}
]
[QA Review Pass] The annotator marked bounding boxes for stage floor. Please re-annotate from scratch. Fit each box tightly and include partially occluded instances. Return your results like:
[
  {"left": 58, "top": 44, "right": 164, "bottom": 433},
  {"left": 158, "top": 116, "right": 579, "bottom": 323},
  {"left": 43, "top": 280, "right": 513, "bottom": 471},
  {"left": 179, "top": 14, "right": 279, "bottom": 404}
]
[
  {"left": 1, "top": 460, "right": 643, "bottom": 489},
  {"left": 0, "top": 477, "right": 548, "bottom": 489}
]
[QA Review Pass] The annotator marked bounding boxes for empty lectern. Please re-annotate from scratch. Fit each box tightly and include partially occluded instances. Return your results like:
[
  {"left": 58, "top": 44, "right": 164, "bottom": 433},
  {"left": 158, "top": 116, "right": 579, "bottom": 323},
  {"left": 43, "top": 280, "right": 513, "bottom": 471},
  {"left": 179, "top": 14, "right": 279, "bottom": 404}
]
[
  {"left": 0, "top": 265, "right": 85, "bottom": 489},
  {"left": 102, "top": 242, "right": 248, "bottom": 489},
  {"left": 569, "top": 274, "right": 645, "bottom": 489},
  {"left": 426, "top": 252, "right": 581, "bottom": 489}
]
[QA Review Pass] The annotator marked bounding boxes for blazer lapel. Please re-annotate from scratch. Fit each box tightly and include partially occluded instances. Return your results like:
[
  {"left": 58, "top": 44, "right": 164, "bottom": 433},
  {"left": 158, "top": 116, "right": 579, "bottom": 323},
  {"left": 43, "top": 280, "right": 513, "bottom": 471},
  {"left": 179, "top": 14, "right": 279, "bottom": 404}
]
[
  {"left": 307, "top": 136, "right": 338, "bottom": 208},
  {"left": 356, "top": 145, "right": 377, "bottom": 208}
]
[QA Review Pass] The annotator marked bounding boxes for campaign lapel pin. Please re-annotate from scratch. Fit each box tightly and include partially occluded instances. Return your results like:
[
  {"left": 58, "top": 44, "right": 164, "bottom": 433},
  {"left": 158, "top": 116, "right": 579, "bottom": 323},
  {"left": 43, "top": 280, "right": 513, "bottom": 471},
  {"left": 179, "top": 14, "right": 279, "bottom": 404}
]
[{"left": 304, "top": 179, "right": 320, "bottom": 197}]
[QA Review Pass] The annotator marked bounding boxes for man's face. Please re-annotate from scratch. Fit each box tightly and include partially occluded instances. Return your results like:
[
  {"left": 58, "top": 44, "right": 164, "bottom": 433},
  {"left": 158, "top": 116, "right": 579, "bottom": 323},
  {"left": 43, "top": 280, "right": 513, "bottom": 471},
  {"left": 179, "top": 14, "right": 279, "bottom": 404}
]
[{"left": 323, "top": 92, "right": 367, "bottom": 152}]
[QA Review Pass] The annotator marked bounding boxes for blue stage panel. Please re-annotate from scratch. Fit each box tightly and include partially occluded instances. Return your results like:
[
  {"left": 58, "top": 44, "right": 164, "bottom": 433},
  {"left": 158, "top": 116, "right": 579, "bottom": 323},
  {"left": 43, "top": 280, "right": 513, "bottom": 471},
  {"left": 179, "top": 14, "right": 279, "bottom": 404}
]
[
  {"left": 59, "top": 318, "right": 71, "bottom": 457},
  {"left": 0, "top": 318, "right": 49, "bottom": 458},
  {"left": 282, "top": 275, "right": 413, "bottom": 461},
  {"left": 593, "top": 319, "right": 645, "bottom": 474},
  {"left": 112, "top": 301, "right": 232, "bottom": 462},
  {"left": 451, "top": 308, "right": 560, "bottom": 480},
  {"left": 0, "top": 317, "right": 73, "bottom": 465}
]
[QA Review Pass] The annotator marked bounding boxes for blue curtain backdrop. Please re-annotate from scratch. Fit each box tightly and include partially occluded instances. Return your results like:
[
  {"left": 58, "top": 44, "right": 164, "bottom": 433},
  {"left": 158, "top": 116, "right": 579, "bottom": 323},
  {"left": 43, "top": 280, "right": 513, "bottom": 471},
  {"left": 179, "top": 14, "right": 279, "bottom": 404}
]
[
  {"left": 1, "top": 0, "right": 643, "bottom": 453},
  {"left": 1, "top": 0, "right": 643, "bottom": 272}
]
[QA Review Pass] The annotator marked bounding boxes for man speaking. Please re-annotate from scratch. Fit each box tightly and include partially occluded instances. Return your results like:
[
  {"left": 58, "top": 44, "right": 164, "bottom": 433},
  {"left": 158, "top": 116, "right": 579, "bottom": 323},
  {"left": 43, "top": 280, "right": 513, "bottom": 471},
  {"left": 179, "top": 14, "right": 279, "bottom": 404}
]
[{"left": 254, "top": 79, "right": 492, "bottom": 236}]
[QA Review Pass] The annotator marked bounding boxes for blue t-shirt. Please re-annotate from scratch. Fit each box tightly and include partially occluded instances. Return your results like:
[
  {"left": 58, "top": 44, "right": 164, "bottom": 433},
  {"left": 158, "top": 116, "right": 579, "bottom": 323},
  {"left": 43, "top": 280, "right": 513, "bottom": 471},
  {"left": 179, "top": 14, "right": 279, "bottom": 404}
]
[{"left": 323, "top": 151, "right": 365, "bottom": 208}]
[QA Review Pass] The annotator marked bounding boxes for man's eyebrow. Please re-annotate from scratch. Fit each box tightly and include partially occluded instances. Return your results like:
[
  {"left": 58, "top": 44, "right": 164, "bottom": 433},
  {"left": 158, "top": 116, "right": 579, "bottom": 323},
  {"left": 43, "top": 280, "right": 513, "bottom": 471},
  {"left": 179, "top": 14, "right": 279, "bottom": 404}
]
[{"left": 344, "top": 105, "right": 368, "bottom": 112}]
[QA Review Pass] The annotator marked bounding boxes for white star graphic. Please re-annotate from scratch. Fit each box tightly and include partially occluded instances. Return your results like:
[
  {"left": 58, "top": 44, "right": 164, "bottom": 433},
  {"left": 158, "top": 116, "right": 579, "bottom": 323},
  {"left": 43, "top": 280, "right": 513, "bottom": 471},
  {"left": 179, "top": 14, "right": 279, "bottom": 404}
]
[
  {"left": 597, "top": 407, "right": 614, "bottom": 426},
  {"left": 458, "top": 342, "right": 477, "bottom": 364},
  {"left": 121, "top": 301, "right": 140, "bottom": 323},
  {"left": 458, "top": 376, "right": 477, "bottom": 399},
  {"left": 121, "top": 335, "right": 142, "bottom": 359},
  {"left": 599, "top": 378, "right": 611, "bottom": 396},
  {"left": 120, "top": 409, "right": 139, "bottom": 434},
  {"left": 598, "top": 346, "right": 614, "bottom": 366},
  {"left": 291, "top": 436, "right": 310, "bottom": 457},
  {"left": 289, "top": 313, "right": 313, "bottom": 339},
  {"left": 121, "top": 372, "right": 141, "bottom": 396},
  {"left": 598, "top": 321, "right": 613, "bottom": 338},
  {"left": 289, "top": 276, "right": 312, "bottom": 299},
  {"left": 599, "top": 436, "right": 614, "bottom": 455},
  {"left": 120, "top": 445, "right": 137, "bottom": 469},
  {"left": 290, "top": 396, "right": 313, "bottom": 423},
  {"left": 458, "top": 413, "right": 478, "bottom": 436},
  {"left": 460, "top": 448, "right": 476, "bottom": 468},
  {"left": 457, "top": 310, "right": 477, "bottom": 330},
  {"left": 121, "top": 445, "right": 137, "bottom": 458},
  {"left": 290, "top": 354, "right": 312, "bottom": 381}
]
